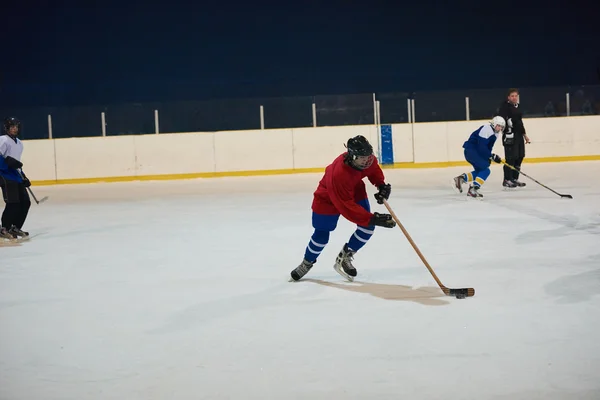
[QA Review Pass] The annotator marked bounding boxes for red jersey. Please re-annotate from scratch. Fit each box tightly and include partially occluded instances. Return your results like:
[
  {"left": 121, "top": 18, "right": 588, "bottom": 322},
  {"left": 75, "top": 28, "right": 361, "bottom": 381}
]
[{"left": 311, "top": 153, "right": 386, "bottom": 227}]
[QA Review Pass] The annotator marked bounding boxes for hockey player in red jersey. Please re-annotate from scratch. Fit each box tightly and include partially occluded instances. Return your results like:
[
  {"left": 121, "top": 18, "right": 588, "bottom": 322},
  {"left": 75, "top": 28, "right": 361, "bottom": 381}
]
[{"left": 290, "top": 135, "right": 396, "bottom": 282}]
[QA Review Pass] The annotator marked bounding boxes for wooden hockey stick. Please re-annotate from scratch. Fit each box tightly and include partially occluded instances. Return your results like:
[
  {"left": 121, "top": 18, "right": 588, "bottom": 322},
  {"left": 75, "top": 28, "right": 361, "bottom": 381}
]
[
  {"left": 500, "top": 160, "right": 573, "bottom": 198},
  {"left": 382, "top": 199, "right": 474, "bottom": 299}
]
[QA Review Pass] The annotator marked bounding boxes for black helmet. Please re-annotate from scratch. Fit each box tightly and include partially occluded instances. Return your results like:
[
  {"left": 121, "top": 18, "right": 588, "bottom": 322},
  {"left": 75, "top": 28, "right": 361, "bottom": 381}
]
[
  {"left": 345, "top": 135, "right": 374, "bottom": 170},
  {"left": 346, "top": 135, "right": 373, "bottom": 157},
  {"left": 4, "top": 117, "right": 20, "bottom": 136}
]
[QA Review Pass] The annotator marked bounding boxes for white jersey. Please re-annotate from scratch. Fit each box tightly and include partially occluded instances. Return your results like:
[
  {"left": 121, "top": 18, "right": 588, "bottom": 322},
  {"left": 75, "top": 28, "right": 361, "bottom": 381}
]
[{"left": 0, "top": 135, "right": 24, "bottom": 161}]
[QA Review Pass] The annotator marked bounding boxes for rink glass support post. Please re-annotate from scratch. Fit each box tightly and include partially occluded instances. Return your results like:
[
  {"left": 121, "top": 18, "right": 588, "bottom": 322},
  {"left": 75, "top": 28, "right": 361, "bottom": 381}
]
[
  {"left": 372, "top": 93, "right": 377, "bottom": 128},
  {"left": 410, "top": 98, "right": 416, "bottom": 163},
  {"left": 154, "top": 110, "right": 160, "bottom": 134},
  {"left": 260, "top": 105, "right": 265, "bottom": 130},
  {"left": 376, "top": 100, "right": 382, "bottom": 161},
  {"left": 101, "top": 112, "right": 106, "bottom": 137},
  {"left": 312, "top": 103, "right": 317, "bottom": 127},
  {"left": 465, "top": 96, "right": 470, "bottom": 121},
  {"left": 47, "top": 114, "right": 53, "bottom": 139},
  {"left": 566, "top": 93, "right": 570, "bottom": 116}
]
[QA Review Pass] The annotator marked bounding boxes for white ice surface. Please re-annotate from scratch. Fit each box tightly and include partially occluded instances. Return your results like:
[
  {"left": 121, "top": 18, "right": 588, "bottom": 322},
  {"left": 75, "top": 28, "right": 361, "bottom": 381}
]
[{"left": 1, "top": 161, "right": 599, "bottom": 400}]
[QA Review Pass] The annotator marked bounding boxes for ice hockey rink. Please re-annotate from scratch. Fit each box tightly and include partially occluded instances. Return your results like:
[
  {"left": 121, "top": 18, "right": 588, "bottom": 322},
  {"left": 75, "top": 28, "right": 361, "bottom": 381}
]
[{"left": 1, "top": 160, "right": 599, "bottom": 400}]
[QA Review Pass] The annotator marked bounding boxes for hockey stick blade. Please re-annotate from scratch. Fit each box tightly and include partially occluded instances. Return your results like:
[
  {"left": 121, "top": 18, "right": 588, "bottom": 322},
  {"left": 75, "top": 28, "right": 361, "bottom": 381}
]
[
  {"left": 382, "top": 199, "right": 475, "bottom": 299},
  {"left": 501, "top": 161, "right": 572, "bottom": 199},
  {"left": 446, "top": 287, "right": 475, "bottom": 298}
]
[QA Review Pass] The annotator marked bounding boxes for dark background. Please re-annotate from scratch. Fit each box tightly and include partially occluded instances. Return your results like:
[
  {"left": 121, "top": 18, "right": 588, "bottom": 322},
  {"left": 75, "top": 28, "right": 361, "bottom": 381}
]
[{"left": 2, "top": 0, "right": 599, "bottom": 138}]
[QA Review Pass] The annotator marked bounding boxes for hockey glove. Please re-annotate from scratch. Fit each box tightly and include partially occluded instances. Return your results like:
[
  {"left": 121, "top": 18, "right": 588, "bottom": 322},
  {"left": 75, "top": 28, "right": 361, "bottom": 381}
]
[
  {"left": 18, "top": 170, "right": 31, "bottom": 187},
  {"left": 369, "top": 212, "right": 396, "bottom": 228},
  {"left": 4, "top": 156, "right": 23, "bottom": 169},
  {"left": 490, "top": 154, "right": 501, "bottom": 163},
  {"left": 374, "top": 183, "right": 391, "bottom": 204}
]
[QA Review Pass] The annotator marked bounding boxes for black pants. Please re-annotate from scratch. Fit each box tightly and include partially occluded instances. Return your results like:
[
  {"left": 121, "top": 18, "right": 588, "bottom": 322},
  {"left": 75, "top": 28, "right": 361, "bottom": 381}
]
[
  {"left": 0, "top": 177, "right": 31, "bottom": 230},
  {"left": 503, "top": 136, "right": 526, "bottom": 181}
]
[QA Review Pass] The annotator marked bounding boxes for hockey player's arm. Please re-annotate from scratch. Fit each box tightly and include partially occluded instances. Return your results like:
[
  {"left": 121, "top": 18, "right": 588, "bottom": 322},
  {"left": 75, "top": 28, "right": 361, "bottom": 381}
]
[
  {"left": 0, "top": 139, "right": 7, "bottom": 158},
  {"left": 514, "top": 115, "right": 526, "bottom": 134},
  {"left": 329, "top": 178, "right": 374, "bottom": 227},
  {"left": 367, "top": 162, "right": 392, "bottom": 204},
  {"left": 0, "top": 140, "right": 22, "bottom": 169},
  {"left": 366, "top": 161, "right": 385, "bottom": 187}
]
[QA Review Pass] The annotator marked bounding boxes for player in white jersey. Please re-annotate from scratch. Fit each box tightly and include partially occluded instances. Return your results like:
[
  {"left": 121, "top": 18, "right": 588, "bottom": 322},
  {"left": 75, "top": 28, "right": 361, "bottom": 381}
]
[{"left": 0, "top": 117, "right": 31, "bottom": 239}]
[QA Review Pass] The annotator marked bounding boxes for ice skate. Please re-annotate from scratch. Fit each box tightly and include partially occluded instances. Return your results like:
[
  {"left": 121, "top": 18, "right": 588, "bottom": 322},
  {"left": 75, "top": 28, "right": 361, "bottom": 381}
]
[
  {"left": 452, "top": 174, "right": 465, "bottom": 193},
  {"left": 289, "top": 259, "right": 315, "bottom": 282},
  {"left": 9, "top": 225, "right": 29, "bottom": 238},
  {"left": 334, "top": 244, "right": 357, "bottom": 282},
  {"left": 502, "top": 179, "right": 517, "bottom": 189},
  {"left": 512, "top": 179, "right": 526, "bottom": 187},
  {"left": 467, "top": 185, "right": 483, "bottom": 199},
  {"left": 0, "top": 227, "right": 17, "bottom": 240}
]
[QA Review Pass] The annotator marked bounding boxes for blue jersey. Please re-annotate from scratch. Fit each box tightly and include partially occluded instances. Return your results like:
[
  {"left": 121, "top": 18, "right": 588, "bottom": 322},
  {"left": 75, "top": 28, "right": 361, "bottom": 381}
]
[{"left": 462, "top": 124, "right": 499, "bottom": 160}]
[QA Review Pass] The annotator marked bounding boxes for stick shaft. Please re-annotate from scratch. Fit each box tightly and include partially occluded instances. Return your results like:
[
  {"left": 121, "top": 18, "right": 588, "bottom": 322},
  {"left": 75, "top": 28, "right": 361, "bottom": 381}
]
[
  {"left": 382, "top": 199, "right": 447, "bottom": 290},
  {"left": 18, "top": 170, "right": 41, "bottom": 204},
  {"left": 501, "top": 160, "right": 569, "bottom": 197},
  {"left": 26, "top": 186, "right": 40, "bottom": 204}
]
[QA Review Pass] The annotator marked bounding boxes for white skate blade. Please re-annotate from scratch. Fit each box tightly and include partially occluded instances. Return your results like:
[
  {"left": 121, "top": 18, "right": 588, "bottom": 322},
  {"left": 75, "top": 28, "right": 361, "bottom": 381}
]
[
  {"left": 333, "top": 264, "right": 354, "bottom": 282},
  {"left": 466, "top": 194, "right": 484, "bottom": 201}
]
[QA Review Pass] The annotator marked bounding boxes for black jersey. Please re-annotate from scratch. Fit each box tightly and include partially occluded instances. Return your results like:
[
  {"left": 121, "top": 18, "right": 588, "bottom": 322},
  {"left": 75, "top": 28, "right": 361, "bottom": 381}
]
[{"left": 496, "top": 101, "right": 526, "bottom": 146}]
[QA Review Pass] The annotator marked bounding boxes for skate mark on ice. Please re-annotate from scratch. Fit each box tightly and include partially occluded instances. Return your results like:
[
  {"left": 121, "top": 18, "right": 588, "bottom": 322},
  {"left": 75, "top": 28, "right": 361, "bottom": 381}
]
[
  {"left": 301, "top": 279, "right": 450, "bottom": 306},
  {"left": 490, "top": 201, "right": 600, "bottom": 241},
  {"left": 147, "top": 284, "right": 291, "bottom": 334},
  {"left": 0, "top": 240, "right": 22, "bottom": 247},
  {"left": 545, "top": 267, "right": 600, "bottom": 304}
]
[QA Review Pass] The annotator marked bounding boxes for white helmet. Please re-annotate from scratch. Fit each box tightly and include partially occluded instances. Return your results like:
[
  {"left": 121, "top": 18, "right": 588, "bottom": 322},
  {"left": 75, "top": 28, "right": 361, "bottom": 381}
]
[{"left": 491, "top": 115, "right": 506, "bottom": 130}]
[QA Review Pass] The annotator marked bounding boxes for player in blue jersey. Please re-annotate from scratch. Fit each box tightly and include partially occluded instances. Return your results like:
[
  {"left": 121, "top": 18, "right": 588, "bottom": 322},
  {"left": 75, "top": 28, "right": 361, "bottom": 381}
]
[{"left": 452, "top": 116, "right": 506, "bottom": 198}]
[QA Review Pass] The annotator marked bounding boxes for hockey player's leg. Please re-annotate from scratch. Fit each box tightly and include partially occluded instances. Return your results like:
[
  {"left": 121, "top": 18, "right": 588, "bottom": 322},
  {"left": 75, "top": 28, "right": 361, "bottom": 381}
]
[
  {"left": 512, "top": 160, "right": 525, "bottom": 186},
  {"left": 1, "top": 204, "right": 19, "bottom": 231},
  {"left": 0, "top": 195, "right": 16, "bottom": 240},
  {"left": 512, "top": 138, "right": 526, "bottom": 186},
  {"left": 338, "top": 224, "right": 374, "bottom": 279},
  {"left": 0, "top": 179, "right": 21, "bottom": 238},
  {"left": 335, "top": 198, "right": 373, "bottom": 281},
  {"left": 303, "top": 229, "right": 329, "bottom": 263},
  {"left": 452, "top": 149, "right": 473, "bottom": 193},
  {"left": 290, "top": 213, "right": 339, "bottom": 281},
  {"left": 455, "top": 149, "right": 477, "bottom": 193},
  {"left": 10, "top": 184, "right": 30, "bottom": 237},
  {"left": 467, "top": 163, "right": 489, "bottom": 198},
  {"left": 453, "top": 172, "right": 472, "bottom": 193},
  {"left": 503, "top": 144, "right": 518, "bottom": 188}
]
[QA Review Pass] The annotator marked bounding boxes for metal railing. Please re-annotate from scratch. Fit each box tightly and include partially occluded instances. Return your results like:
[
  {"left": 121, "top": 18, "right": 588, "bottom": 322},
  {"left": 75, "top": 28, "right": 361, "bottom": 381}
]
[{"left": 2, "top": 84, "right": 598, "bottom": 140}]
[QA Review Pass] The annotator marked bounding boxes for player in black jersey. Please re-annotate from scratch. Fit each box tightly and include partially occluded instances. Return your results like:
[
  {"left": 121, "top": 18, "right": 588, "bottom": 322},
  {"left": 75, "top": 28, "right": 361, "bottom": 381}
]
[{"left": 495, "top": 88, "right": 531, "bottom": 188}]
